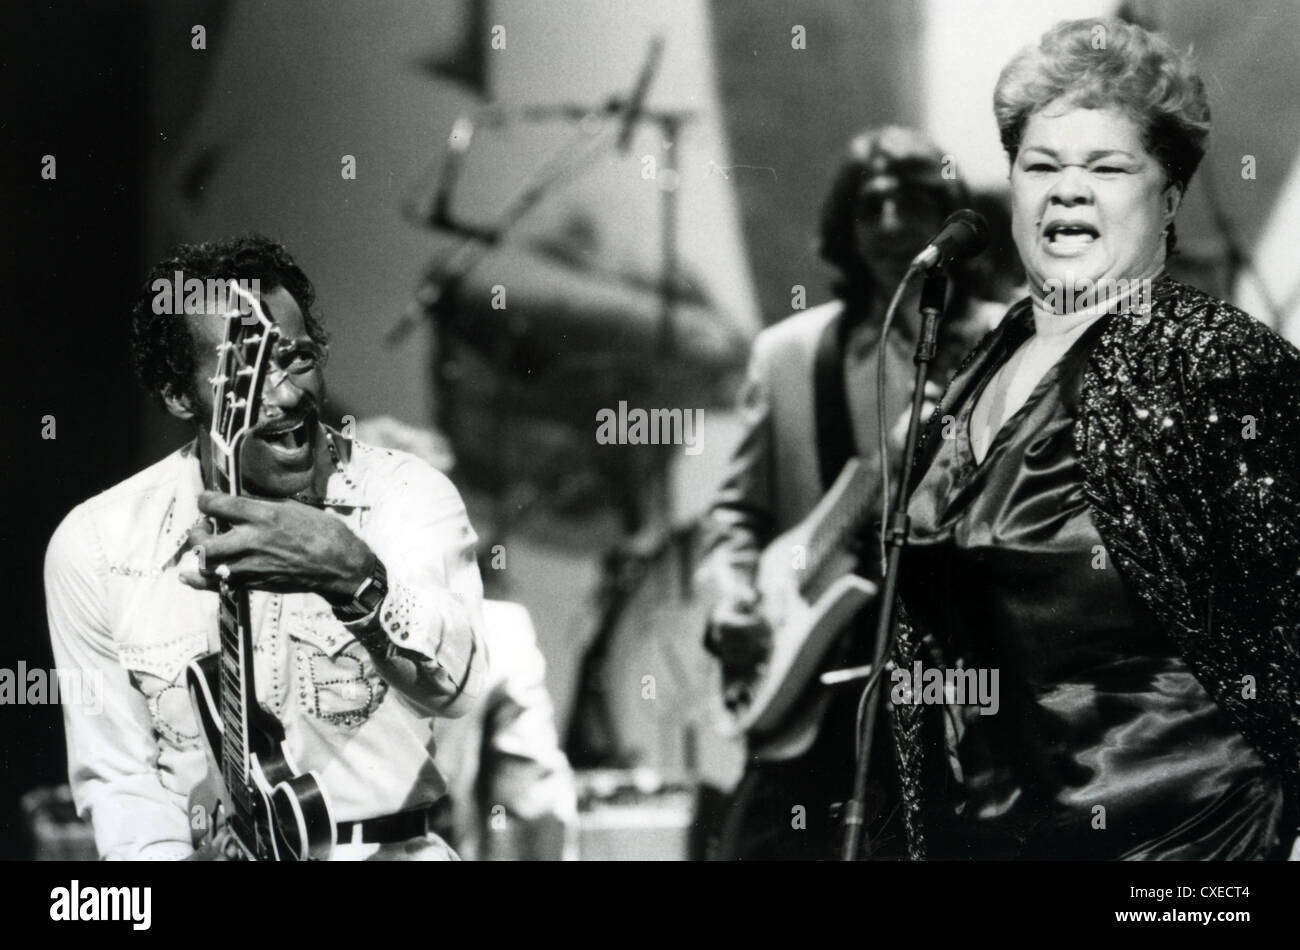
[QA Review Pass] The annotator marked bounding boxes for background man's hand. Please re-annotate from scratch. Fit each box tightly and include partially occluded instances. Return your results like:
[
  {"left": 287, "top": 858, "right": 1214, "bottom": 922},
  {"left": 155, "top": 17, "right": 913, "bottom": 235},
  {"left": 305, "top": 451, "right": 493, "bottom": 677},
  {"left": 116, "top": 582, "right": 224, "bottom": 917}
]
[
  {"left": 707, "top": 587, "right": 772, "bottom": 671},
  {"left": 179, "top": 491, "right": 374, "bottom": 604}
]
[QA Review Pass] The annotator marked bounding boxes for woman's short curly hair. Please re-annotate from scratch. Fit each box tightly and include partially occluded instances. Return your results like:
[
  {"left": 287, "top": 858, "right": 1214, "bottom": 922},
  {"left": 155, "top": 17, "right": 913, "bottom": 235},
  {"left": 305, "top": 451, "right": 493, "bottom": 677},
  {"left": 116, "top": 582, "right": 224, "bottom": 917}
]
[
  {"left": 129, "top": 233, "right": 328, "bottom": 410},
  {"left": 994, "top": 18, "right": 1211, "bottom": 195}
]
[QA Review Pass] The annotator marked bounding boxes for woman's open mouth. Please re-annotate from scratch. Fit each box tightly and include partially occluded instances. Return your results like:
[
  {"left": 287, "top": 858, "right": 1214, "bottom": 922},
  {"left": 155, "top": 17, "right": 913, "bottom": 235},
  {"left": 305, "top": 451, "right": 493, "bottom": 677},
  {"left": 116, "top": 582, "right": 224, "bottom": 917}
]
[{"left": 1043, "top": 221, "right": 1100, "bottom": 254}]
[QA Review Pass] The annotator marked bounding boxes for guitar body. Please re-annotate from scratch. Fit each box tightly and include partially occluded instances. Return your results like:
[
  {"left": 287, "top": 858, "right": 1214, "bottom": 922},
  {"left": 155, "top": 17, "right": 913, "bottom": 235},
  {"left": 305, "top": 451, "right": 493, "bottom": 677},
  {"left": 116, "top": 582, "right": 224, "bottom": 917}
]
[
  {"left": 187, "top": 653, "right": 336, "bottom": 861},
  {"left": 720, "top": 459, "right": 879, "bottom": 747}
]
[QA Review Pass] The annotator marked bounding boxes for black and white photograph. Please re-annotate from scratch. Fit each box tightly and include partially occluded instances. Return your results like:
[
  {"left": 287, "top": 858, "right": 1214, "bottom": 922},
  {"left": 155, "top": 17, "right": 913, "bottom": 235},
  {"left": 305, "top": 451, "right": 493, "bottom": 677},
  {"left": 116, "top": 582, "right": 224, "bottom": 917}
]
[{"left": 3, "top": 0, "right": 1298, "bottom": 926}]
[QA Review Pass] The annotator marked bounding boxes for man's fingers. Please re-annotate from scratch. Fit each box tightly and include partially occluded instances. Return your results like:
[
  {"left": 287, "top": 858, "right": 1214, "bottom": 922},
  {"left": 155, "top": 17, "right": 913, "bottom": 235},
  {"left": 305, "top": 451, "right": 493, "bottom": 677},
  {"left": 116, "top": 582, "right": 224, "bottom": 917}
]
[
  {"left": 197, "top": 490, "right": 273, "bottom": 524},
  {"left": 186, "top": 518, "right": 215, "bottom": 549},
  {"left": 712, "top": 604, "right": 761, "bottom": 629},
  {"left": 711, "top": 611, "right": 772, "bottom": 669},
  {"left": 186, "top": 528, "right": 259, "bottom": 596},
  {"left": 179, "top": 570, "right": 219, "bottom": 591},
  {"left": 730, "top": 586, "right": 761, "bottom": 613},
  {"left": 181, "top": 552, "right": 261, "bottom": 589},
  {"left": 190, "top": 524, "right": 260, "bottom": 565},
  {"left": 717, "top": 638, "right": 769, "bottom": 669}
]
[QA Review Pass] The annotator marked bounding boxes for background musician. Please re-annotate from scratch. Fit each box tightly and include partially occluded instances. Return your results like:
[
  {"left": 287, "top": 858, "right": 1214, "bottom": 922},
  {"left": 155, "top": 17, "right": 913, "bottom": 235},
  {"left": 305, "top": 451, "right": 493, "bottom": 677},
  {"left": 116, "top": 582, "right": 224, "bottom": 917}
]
[{"left": 698, "top": 128, "right": 1005, "bottom": 860}]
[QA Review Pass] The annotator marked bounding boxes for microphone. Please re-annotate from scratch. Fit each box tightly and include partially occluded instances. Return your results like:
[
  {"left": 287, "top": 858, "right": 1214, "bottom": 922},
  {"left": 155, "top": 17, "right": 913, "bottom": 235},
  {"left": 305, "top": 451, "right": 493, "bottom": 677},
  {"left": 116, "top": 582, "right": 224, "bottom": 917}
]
[{"left": 909, "top": 209, "right": 990, "bottom": 271}]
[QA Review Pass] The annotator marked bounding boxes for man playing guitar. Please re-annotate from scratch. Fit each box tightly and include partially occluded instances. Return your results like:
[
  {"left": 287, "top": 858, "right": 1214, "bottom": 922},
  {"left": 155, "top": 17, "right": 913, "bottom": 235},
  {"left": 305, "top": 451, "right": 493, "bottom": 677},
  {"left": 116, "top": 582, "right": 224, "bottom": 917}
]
[
  {"left": 700, "top": 128, "right": 1003, "bottom": 860},
  {"left": 44, "top": 234, "right": 488, "bottom": 860}
]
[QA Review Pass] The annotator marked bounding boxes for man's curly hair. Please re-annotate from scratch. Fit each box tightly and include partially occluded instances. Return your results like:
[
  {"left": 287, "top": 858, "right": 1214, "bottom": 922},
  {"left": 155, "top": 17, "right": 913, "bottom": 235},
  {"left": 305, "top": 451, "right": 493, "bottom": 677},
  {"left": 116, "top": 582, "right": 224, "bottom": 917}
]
[{"left": 129, "top": 233, "right": 329, "bottom": 410}]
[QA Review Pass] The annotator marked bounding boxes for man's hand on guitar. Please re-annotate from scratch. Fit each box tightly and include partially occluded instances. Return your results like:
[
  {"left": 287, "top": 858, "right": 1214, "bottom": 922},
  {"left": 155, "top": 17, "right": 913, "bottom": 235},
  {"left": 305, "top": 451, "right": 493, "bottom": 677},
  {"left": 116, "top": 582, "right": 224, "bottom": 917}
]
[
  {"left": 707, "top": 589, "right": 772, "bottom": 669},
  {"left": 707, "top": 594, "right": 771, "bottom": 713},
  {"left": 180, "top": 491, "right": 374, "bottom": 604}
]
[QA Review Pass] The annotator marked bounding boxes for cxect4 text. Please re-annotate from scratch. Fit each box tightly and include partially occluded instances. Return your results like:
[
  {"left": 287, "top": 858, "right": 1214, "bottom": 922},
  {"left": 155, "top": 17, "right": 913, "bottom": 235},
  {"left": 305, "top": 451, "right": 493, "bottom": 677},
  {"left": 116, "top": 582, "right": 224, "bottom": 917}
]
[{"left": 1131, "top": 886, "right": 1249, "bottom": 901}]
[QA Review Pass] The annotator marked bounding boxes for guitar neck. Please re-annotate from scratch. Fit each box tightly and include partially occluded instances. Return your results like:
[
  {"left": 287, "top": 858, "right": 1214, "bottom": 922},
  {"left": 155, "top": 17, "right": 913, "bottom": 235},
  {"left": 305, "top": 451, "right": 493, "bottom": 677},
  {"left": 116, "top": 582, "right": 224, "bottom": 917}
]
[
  {"left": 216, "top": 569, "right": 259, "bottom": 826},
  {"left": 207, "top": 445, "right": 259, "bottom": 832},
  {"left": 801, "top": 461, "right": 880, "bottom": 594}
]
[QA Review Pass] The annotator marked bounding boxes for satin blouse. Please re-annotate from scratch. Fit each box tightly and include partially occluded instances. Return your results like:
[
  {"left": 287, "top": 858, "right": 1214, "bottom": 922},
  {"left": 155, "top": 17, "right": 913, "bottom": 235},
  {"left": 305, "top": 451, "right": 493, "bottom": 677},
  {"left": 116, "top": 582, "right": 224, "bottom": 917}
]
[{"left": 897, "top": 310, "right": 1290, "bottom": 860}]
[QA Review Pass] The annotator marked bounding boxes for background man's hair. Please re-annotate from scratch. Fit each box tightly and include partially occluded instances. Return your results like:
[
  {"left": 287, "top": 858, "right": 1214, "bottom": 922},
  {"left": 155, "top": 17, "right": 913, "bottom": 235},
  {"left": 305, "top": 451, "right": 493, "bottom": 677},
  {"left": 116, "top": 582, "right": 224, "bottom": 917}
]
[{"left": 817, "top": 126, "right": 973, "bottom": 308}]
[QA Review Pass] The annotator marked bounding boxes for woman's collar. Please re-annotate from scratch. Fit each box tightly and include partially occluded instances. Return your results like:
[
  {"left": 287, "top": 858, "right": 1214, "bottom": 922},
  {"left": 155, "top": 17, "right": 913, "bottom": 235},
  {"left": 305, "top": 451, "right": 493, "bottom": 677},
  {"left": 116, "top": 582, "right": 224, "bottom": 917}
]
[{"left": 1028, "top": 269, "right": 1174, "bottom": 337}]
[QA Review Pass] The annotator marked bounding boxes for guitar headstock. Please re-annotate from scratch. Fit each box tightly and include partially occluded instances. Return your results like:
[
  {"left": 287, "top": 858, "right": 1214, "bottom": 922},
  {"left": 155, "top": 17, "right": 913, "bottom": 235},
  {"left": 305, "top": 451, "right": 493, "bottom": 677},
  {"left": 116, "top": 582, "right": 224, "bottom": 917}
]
[{"left": 208, "top": 284, "right": 281, "bottom": 499}]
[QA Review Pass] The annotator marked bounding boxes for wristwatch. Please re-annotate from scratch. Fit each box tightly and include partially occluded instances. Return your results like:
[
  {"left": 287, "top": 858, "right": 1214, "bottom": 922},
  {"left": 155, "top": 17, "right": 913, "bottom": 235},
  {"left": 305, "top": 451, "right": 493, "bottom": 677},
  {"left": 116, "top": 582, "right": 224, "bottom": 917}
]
[{"left": 333, "top": 557, "right": 389, "bottom": 629}]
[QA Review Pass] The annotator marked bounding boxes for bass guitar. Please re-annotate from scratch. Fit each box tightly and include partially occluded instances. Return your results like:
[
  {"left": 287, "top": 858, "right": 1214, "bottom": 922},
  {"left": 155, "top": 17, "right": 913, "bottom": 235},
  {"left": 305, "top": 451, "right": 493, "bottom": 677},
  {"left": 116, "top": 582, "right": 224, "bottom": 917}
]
[{"left": 719, "top": 458, "right": 879, "bottom": 743}]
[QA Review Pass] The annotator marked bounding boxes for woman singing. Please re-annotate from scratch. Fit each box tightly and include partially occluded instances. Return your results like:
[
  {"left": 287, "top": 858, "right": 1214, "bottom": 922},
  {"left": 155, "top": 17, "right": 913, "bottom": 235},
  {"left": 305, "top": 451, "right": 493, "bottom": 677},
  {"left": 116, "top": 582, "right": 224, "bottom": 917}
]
[{"left": 890, "top": 18, "right": 1300, "bottom": 860}]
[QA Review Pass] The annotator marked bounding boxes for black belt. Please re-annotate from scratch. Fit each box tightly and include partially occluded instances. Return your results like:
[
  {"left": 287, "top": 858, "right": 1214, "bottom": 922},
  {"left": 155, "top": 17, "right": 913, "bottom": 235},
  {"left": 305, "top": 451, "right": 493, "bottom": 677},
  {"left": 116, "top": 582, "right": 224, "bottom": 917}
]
[{"left": 337, "top": 800, "right": 448, "bottom": 845}]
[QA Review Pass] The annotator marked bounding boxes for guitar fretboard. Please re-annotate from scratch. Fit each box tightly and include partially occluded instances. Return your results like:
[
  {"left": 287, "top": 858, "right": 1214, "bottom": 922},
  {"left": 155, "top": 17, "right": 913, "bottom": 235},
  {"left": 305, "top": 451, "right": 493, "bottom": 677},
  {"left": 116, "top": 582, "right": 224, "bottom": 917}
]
[
  {"left": 217, "top": 583, "right": 255, "bottom": 831},
  {"left": 799, "top": 461, "right": 878, "bottom": 597}
]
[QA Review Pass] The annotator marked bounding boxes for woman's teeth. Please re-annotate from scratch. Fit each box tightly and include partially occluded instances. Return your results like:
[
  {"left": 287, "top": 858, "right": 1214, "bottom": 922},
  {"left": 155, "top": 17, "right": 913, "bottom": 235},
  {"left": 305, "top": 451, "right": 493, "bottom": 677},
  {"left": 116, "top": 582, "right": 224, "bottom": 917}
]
[{"left": 1048, "top": 227, "right": 1098, "bottom": 247}]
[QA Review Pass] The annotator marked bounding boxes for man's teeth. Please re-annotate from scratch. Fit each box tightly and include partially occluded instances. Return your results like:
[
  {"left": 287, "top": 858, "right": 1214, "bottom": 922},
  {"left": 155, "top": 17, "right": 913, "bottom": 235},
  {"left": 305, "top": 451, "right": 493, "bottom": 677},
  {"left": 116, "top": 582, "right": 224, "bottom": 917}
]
[{"left": 264, "top": 421, "right": 306, "bottom": 447}]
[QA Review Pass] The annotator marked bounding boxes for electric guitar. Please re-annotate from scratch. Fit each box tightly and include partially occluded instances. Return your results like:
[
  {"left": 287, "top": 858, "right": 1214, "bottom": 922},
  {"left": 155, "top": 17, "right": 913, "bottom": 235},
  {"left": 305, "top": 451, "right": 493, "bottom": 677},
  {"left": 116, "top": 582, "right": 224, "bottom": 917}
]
[
  {"left": 719, "top": 458, "right": 880, "bottom": 742},
  {"left": 186, "top": 289, "right": 336, "bottom": 861}
]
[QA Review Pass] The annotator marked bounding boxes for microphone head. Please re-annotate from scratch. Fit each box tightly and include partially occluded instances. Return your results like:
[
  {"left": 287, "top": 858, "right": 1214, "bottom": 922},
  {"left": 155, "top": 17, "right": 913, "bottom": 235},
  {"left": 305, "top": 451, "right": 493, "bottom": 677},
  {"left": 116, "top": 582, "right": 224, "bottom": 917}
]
[
  {"left": 910, "top": 208, "right": 991, "bottom": 271},
  {"left": 942, "top": 209, "right": 991, "bottom": 258}
]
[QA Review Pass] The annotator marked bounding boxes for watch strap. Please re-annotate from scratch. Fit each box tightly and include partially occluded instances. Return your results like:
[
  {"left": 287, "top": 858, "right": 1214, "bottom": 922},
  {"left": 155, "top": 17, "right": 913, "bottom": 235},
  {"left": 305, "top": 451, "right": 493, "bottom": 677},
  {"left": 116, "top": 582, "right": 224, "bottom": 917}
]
[{"left": 333, "top": 558, "right": 388, "bottom": 624}]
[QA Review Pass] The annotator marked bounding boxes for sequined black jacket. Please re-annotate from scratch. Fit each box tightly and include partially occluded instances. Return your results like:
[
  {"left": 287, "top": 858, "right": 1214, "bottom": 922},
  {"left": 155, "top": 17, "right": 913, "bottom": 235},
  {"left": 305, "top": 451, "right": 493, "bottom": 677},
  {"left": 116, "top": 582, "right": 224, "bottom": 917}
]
[{"left": 890, "top": 274, "right": 1300, "bottom": 858}]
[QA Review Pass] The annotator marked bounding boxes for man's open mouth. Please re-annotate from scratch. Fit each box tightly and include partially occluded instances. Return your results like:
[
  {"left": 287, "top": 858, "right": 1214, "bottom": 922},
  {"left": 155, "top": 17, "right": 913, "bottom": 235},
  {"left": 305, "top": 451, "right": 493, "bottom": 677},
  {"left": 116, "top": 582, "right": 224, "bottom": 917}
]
[
  {"left": 257, "top": 410, "right": 315, "bottom": 451},
  {"left": 1043, "top": 221, "right": 1100, "bottom": 248}
]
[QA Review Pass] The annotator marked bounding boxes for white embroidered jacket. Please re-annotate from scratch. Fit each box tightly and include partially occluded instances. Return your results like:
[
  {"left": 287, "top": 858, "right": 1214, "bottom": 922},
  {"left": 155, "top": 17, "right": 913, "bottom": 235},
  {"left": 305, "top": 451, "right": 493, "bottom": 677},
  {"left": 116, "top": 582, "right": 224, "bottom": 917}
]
[{"left": 44, "top": 434, "right": 488, "bottom": 859}]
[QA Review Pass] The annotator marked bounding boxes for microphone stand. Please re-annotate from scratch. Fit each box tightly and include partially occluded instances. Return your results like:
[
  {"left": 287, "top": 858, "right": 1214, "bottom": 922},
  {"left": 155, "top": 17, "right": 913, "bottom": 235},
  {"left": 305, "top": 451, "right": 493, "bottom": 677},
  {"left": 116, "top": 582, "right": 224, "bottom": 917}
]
[
  {"left": 387, "top": 37, "right": 674, "bottom": 348},
  {"left": 841, "top": 267, "right": 947, "bottom": 860}
]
